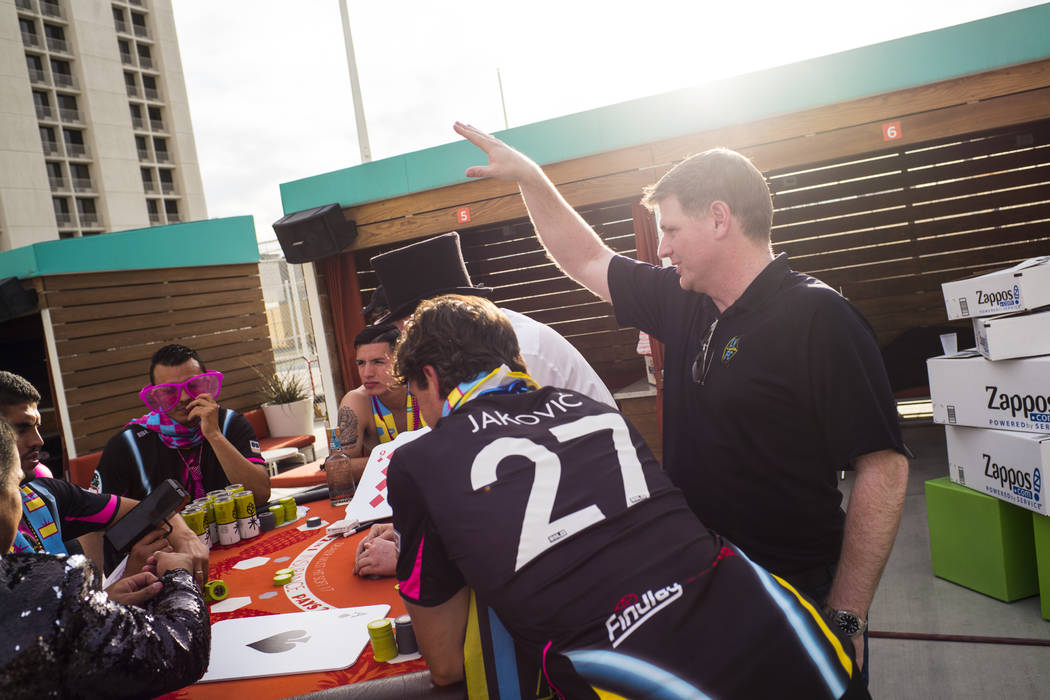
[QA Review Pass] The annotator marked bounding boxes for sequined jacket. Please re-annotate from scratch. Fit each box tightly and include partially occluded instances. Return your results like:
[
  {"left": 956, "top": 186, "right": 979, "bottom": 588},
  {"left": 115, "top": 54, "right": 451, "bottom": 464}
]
[{"left": 0, "top": 553, "right": 210, "bottom": 699}]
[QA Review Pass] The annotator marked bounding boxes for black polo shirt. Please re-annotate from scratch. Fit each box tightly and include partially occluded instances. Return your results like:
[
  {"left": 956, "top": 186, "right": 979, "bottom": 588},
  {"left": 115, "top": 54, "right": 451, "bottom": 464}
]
[{"left": 608, "top": 253, "right": 904, "bottom": 575}]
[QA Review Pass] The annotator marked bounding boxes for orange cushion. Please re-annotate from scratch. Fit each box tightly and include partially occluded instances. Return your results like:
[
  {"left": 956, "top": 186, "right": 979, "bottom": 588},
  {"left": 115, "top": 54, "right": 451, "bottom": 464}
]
[
  {"left": 68, "top": 451, "right": 102, "bottom": 489},
  {"left": 243, "top": 409, "right": 270, "bottom": 439}
]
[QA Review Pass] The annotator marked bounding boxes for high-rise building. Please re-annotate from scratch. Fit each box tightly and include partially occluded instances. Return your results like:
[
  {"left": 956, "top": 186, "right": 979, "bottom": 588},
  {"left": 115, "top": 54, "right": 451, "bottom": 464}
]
[{"left": 0, "top": 0, "right": 206, "bottom": 250}]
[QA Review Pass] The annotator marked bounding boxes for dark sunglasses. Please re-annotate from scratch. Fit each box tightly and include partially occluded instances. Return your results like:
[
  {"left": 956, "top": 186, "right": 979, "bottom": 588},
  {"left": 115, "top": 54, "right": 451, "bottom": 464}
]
[
  {"left": 139, "top": 371, "right": 223, "bottom": 412},
  {"left": 691, "top": 319, "right": 719, "bottom": 386}
]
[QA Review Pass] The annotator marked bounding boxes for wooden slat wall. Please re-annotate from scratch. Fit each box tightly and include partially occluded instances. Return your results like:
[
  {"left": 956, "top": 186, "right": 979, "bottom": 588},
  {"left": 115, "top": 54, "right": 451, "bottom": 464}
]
[
  {"left": 353, "top": 199, "right": 647, "bottom": 392},
  {"left": 768, "top": 118, "right": 1050, "bottom": 346},
  {"left": 339, "top": 60, "right": 1050, "bottom": 251},
  {"left": 42, "top": 263, "right": 275, "bottom": 455}
]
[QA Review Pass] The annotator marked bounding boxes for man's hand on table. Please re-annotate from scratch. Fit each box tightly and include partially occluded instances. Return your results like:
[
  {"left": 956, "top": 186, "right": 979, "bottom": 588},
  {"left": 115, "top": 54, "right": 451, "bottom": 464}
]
[{"left": 354, "top": 523, "right": 398, "bottom": 578}]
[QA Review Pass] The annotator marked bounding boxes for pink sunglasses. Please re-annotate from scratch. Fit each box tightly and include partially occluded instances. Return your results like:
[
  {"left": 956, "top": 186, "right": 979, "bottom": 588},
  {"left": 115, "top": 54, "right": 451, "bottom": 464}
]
[{"left": 139, "top": 371, "right": 223, "bottom": 413}]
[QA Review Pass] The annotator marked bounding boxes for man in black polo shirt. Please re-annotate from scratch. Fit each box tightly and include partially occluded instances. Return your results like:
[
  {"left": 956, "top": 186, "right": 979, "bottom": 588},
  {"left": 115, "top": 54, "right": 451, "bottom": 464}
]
[
  {"left": 390, "top": 294, "right": 867, "bottom": 698},
  {"left": 455, "top": 122, "right": 909, "bottom": 673},
  {"left": 95, "top": 344, "right": 269, "bottom": 505}
]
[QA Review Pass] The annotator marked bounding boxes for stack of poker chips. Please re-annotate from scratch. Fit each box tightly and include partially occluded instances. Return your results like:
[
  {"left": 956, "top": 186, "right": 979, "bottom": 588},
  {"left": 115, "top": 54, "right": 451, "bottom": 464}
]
[{"left": 367, "top": 619, "right": 398, "bottom": 662}]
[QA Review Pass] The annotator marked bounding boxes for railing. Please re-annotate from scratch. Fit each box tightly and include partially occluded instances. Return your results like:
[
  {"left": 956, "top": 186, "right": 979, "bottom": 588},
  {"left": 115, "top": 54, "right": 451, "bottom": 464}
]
[
  {"left": 72, "top": 178, "right": 93, "bottom": 192},
  {"left": 65, "top": 142, "right": 87, "bottom": 157},
  {"left": 148, "top": 212, "right": 162, "bottom": 224},
  {"left": 142, "top": 180, "right": 156, "bottom": 193},
  {"left": 125, "top": 83, "right": 139, "bottom": 97},
  {"left": 52, "top": 72, "right": 74, "bottom": 88},
  {"left": 149, "top": 118, "right": 164, "bottom": 131},
  {"left": 46, "top": 37, "right": 68, "bottom": 53},
  {"left": 16, "top": 0, "right": 35, "bottom": 11},
  {"left": 28, "top": 68, "right": 47, "bottom": 84},
  {"left": 120, "top": 51, "right": 133, "bottom": 65},
  {"left": 131, "top": 116, "right": 146, "bottom": 129},
  {"left": 78, "top": 213, "right": 99, "bottom": 227},
  {"left": 132, "top": 24, "right": 148, "bottom": 38},
  {"left": 114, "top": 19, "right": 128, "bottom": 34},
  {"left": 21, "top": 32, "right": 40, "bottom": 47},
  {"left": 160, "top": 181, "right": 175, "bottom": 194},
  {"left": 39, "top": 0, "right": 60, "bottom": 18},
  {"left": 166, "top": 213, "right": 181, "bottom": 223},
  {"left": 139, "top": 56, "right": 154, "bottom": 70},
  {"left": 143, "top": 87, "right": 159, "bottom": 101},
  {"left": 55, "top": 212, "right": 73, "bottom": 226},
  {"left": 41, "top": 140, "right": 60, "bottom": 155},
  {"left": 48, "top": 176, "right": 67, "bottom": 191},
  {"left": 155, "top": 150, "right": 170, "bottom": 163},
  {"left": 35, "top": 104, "right": 53, "bottom": 119},
  {"left": 128, "top": 0, "right": 143, "bottom": 5},
  {"left": 59, "top": 108, "right": 80, "bottom": 122}
]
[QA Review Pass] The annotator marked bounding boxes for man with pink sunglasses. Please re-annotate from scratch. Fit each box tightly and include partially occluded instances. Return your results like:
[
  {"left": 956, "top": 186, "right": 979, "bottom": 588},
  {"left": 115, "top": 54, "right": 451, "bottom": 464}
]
[{"left": 94, "top": 344, "right": 270, "bottom": 508}]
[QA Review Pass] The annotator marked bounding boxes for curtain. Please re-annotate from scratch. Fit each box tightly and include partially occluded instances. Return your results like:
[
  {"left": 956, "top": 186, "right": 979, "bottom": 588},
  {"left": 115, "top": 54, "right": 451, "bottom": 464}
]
[
  {"left": 630, "top": 202, "right": 665, "bottom": 436},
  {"left": 320, "top": 251, "right": 364, "bottom": 394}
]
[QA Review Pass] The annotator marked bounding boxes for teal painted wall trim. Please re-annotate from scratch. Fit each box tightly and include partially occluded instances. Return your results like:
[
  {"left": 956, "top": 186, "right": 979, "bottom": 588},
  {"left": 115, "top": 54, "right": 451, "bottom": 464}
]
[
  {"left": 280, "top": 4, "right": 1050, "bottom": 214},
  {"left": 0, "top": 216, "right": 259, "bottom": 279}
]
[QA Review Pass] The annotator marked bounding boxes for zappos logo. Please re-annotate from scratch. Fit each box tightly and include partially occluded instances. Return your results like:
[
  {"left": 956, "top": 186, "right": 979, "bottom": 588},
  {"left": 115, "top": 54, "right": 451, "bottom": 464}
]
[
  {"left": 1035, "top": 467, "right": 1042, "bottom": 503},
  {"left": 721, "top": 336, "right": 740, "bottom": 364}
]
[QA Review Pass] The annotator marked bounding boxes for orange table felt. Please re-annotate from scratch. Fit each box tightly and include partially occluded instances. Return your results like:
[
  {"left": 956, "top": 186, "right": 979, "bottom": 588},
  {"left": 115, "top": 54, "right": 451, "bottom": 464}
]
[
  {"left": 161, "top": 499, "right": 425, "bottom": 700},
  {"left": 270, "top": 460, "right": 327, "bottom": 488}
]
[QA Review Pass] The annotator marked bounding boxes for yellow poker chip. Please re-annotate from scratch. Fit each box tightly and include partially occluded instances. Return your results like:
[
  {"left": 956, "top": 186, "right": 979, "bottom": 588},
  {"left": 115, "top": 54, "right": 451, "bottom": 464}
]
[
  {"left": 273, "top": 572, "right": 294, "bottom": 586},
  {"left": 274, "top": 568, "right": 294, "bottom": 577},
  {"left": 204, "top": 580, "right": 228, "bottom": 603}
]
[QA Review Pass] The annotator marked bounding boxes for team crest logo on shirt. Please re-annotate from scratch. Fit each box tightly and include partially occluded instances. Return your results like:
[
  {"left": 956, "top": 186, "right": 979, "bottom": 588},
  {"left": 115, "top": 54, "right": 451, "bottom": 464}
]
[
  {"left": 721, "top": 336, "right": 741, "bottom": 364},
  {"left": 250, "top": 440, "right": 261, "bottom": 454}
]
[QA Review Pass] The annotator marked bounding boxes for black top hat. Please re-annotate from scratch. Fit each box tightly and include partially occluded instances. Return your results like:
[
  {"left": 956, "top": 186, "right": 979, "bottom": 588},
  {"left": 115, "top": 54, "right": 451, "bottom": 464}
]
[
  {"left": 361, "top": 285, "right": 388, "bottom": 317},
  {"left": 370, "top": 232, "right": 492, "bottom": 323}
]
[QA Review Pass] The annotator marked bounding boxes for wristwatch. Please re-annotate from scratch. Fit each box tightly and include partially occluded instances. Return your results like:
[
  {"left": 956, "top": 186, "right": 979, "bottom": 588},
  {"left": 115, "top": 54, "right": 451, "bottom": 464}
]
[{"left": 824, "top": 606, "right": 867, "bottom": 638}]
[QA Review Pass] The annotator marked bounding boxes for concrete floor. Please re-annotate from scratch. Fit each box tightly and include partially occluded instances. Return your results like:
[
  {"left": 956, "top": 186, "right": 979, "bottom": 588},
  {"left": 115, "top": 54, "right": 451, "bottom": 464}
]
[{"left": 853, "top": 423, "right": 1050, "bottom": 699}]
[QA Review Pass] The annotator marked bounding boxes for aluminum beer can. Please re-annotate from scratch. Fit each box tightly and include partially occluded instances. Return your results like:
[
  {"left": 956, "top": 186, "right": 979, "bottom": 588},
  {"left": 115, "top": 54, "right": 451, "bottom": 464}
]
[
  {"left": 180, "top": 505, "right": 206, "bottom": 535},
  {"left": 234, "top": 490, "right": 259, "bottom": 539},
  {"left": 194, "top": 497, "right": 219, "bottom": 545},
  {"left": 207, "top": 489, "right": 228, "bottom": 500},
  {"left": 212, "top": 495, "right": 240, "bottom": 546},
  {"left": 279, "top": 496, "right": 297, "bottom": 523},
  {"left": 225, "top": 483, "right": 245, "bottom": 495}
]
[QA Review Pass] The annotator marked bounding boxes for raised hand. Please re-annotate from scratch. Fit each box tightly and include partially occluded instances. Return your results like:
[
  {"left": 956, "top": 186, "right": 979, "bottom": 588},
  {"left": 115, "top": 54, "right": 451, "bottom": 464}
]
[{"left": 454, "top": 122, "right": 543, "bottom": 183}]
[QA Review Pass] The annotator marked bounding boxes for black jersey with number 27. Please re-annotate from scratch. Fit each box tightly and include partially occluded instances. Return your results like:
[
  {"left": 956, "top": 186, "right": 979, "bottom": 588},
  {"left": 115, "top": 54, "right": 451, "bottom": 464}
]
[{"left": 390, "top": 386, "right": 866, "bottom": 699}]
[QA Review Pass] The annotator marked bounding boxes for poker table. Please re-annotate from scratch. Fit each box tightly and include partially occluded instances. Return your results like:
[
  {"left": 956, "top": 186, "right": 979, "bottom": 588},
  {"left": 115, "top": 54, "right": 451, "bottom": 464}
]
[{"left": 160, "top": 496, "right": 428, "bottom": 700}]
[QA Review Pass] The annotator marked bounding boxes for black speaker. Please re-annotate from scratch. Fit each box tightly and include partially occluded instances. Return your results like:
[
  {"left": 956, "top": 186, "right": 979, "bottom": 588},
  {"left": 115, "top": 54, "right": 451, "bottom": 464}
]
[
  {"left": 272, "top": 203, "right": 357, "bottom": 264},
  {"left": 0, "top": 277, "right": 38, "bottom": 322}
]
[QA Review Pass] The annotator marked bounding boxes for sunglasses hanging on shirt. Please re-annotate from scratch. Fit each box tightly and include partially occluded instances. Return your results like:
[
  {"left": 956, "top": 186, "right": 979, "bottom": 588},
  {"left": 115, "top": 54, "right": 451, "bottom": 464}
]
[{"left": 139, "top": 371, "right": 224, "bottom": 413}]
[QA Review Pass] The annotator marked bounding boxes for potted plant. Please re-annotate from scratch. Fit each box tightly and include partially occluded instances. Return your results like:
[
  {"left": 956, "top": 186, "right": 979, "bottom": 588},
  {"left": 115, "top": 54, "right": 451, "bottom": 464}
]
[{"left": 257, "top": 369, "right": 314, "bottom": 437}]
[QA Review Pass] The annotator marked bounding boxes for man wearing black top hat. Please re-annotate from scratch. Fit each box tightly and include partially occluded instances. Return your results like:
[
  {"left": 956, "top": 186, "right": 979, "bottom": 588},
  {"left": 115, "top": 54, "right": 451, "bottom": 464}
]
[{"left": 353, "top": 232, "right": 616, "bottom": 579}]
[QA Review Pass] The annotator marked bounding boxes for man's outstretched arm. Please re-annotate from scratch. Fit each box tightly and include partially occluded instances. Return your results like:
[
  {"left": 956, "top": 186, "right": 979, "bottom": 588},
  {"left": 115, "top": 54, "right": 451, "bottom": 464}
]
[{"left": 456, "top": 122, "right": 615, "bottom": 301}]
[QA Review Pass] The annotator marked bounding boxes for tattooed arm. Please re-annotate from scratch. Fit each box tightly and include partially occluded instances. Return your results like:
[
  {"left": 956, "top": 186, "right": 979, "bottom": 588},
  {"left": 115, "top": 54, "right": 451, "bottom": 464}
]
[{"left": 334, "top": 389, "right": 375, "bottom": 481}]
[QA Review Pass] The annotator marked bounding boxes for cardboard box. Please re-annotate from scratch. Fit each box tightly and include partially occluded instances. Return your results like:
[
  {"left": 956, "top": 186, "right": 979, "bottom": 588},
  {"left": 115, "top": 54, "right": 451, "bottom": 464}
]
[
  {"left": 942, "top": 256, "right": 1050, "bottom": 320},
  {"left": 1032, "top": 512, "right": 1050, "bottom": 620},
  {"left": 926, "top": 477, "right": 1039, "bottom": 602},
  {"left": 944, "top": 425, "right": 1049, "bottom": 516},
  {"left": 974, "top": 308, "right": 1050, "bottom": 360},
  {"left": 927, "top": 351, "right": 1050, "bottom": 433}
]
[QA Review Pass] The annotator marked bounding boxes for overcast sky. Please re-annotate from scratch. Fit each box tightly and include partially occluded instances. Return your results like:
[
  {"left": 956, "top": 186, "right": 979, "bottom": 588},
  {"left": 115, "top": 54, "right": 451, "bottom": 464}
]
[{"left": 170, "top": 0, "right": 1045, "bottom": 244}]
